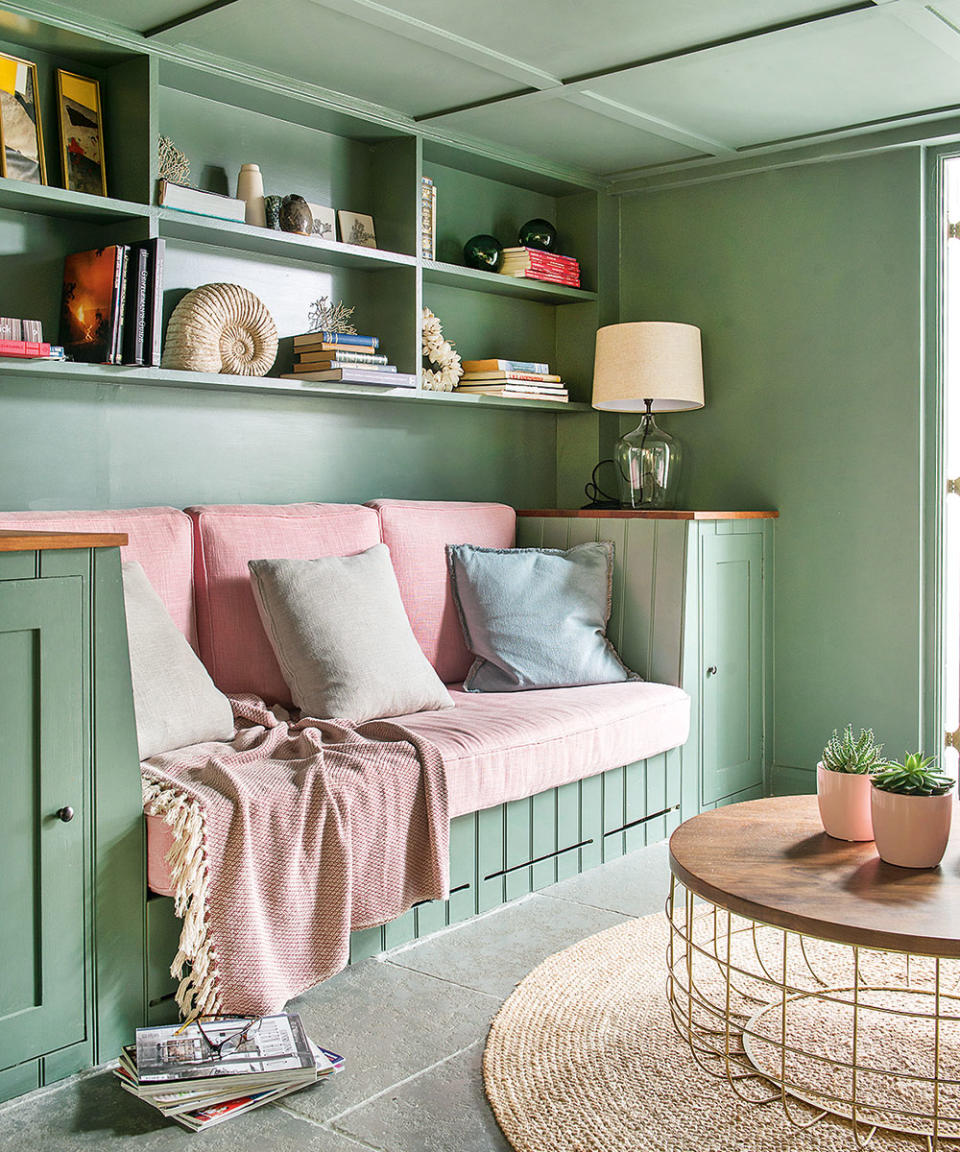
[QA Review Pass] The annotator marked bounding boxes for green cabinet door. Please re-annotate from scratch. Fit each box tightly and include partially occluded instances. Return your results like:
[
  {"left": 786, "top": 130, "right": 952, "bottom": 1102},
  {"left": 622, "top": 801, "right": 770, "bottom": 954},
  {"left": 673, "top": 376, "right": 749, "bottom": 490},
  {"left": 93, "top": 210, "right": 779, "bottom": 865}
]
[
  {"left": 0, "top": 577, "right": 86, "bottom": 1067},
  {"left": 700, "top": 532, "right": 764, "bottom": 804}
]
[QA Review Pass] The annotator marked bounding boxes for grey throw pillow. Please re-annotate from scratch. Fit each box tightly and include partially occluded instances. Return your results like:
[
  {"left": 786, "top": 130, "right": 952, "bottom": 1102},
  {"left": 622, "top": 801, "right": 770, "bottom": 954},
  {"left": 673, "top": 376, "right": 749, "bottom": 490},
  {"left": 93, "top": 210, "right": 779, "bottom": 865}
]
[
  {"left": 248, "top": 544, "right": 454, "bottom": 723},
  {"left": 446, "top": 541, "right": 638, "bottom": 692},
  {"left": 122, "top": 561, "right": 235, "bottom": 758}
]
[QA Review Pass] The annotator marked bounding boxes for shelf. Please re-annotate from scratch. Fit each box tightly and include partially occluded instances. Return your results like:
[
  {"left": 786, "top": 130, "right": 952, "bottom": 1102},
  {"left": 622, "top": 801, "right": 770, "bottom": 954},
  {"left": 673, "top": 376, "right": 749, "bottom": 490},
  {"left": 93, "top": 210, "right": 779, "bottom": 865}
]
[
  {"left": 422, "top": 260, "right": 597, "bottom": 304},
  {"left": 518, "top": 509, "right": 780, "bottom": 520},
  {"left": 0, "top": 178, "right": 151, "bottom": 225},
  {"left": 157, "top": 210, "right": 418, "bottom": 271},
  {"left": 0, "top": 360, "right": 590, "bottom": 413}
]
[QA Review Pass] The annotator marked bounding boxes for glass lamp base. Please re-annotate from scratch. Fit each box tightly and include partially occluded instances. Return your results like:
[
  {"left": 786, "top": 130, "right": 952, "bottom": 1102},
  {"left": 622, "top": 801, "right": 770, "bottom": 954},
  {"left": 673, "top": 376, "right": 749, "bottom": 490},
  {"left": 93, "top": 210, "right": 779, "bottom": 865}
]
[{"left": 615, "top": 415, "right": 683, "bottom": 509}]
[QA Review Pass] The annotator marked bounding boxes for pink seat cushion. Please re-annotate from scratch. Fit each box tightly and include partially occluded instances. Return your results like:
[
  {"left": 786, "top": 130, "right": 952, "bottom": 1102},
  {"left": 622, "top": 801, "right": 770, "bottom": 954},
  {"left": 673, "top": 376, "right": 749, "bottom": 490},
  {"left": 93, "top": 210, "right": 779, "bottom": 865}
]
[
  {"left": 189, "top": 503, "right": 380, "bottom": 703},
  {"left": 396, "top": 681, "right": 691, "bottom": 817},
  {"left": 366, "top": 499, "right": 515, "bottom": 684},
  {"left": 146, "top": 680, "right": 691, "bottom": 895},
  {"left": 0, "top": 507, "right": 196, "bottom": 646}
]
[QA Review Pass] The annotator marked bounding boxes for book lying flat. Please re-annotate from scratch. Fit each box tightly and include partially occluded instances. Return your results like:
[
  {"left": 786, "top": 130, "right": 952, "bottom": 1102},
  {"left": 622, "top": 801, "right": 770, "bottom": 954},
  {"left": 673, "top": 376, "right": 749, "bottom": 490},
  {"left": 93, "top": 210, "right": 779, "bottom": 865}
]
[
  {"left": 460, "top": 371, "right": 562, "bottom": 383},
  {"left": 292, "top": 341, "right": 380, "bottom": 356},
  {"left": 297, "top": 349, "right": 389, "bottom": 365},
  {"left": 292, "top": 361, "right": 396, "bottom": 373},
  {"left": 456, "top": 385, "right": 568, "bottom": 400},
  {"left": 158, "top": 181, "right": 246, "bottom": 223},
  {"left": 461, "top": 359, "right": 550, "bottom": 374},
  {"left": 294, "top": 331, "right": 379, "bottom": 348},
  {"left": 283, "top": 368, "right": 417, "bottom": 388}
]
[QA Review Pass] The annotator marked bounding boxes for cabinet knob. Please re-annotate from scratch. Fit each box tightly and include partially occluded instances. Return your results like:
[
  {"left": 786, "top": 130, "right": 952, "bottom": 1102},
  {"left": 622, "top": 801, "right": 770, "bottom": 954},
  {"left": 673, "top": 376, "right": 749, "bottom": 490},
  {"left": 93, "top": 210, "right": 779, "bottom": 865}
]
[
  {"left": 56, "top": 806, "right": 75, "bottom": 823},
  {"left": 706, "top": 666, "right": 718, "bottom": 677}
]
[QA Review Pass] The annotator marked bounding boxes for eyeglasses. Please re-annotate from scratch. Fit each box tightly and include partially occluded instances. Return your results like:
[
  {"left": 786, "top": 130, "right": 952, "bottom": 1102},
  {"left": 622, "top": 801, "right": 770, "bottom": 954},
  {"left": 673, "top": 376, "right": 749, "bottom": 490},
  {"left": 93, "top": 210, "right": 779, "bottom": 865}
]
[{"left": 194, "top": 1015, "right": 262, "bottom": 1059}]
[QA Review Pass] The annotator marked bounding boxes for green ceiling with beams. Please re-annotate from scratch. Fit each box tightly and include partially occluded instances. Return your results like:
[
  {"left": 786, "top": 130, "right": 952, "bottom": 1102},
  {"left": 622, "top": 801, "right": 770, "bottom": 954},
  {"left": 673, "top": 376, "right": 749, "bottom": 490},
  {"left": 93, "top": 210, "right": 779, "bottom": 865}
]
[{"left": 21, "top": 0, "right": 960, "bottom": 183}]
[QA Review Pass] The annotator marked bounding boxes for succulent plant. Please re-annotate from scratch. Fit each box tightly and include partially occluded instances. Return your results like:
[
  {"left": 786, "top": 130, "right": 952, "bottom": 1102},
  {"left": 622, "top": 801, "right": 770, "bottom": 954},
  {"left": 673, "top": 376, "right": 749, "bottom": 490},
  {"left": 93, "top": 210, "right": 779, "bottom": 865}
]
[
  {"left": 821, "top": 725, "right": 884, "bottom": 774},
  {"left": 871, "top": 753, "right": 954, "bottom": 796}
]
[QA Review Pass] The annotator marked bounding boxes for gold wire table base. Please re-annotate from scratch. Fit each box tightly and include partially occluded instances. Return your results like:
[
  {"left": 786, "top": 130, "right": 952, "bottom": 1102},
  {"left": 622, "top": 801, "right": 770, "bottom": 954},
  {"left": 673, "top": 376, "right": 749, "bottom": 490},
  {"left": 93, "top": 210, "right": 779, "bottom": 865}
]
[{"left": 666, "top": 874, "right": 960, "bottom": 1149}]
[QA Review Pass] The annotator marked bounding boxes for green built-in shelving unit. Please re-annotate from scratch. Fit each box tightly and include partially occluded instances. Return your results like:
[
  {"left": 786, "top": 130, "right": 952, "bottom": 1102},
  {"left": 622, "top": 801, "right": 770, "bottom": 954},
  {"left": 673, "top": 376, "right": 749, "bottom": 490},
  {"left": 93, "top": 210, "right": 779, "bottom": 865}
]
[{"left": 0, "top": 14, "right": 610, "bottom": 411}]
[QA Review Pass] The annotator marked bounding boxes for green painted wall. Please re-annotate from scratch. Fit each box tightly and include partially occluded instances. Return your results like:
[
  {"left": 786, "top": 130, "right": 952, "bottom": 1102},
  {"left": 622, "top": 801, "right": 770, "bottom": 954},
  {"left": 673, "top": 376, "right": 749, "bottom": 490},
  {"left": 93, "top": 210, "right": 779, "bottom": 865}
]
[{"left": 618, "top": 149, "right": 926, "bottom": 777}]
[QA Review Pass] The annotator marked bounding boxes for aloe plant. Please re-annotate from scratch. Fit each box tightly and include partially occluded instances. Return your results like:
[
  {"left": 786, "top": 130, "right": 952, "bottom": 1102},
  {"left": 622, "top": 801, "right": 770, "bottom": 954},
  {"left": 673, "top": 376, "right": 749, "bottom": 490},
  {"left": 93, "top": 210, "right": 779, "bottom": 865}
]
[
  {"left": 871, "top": 753, "right": 954, "bottom": 796},
  {"left": 821, "top": 725, "right": 884, "bottom": 774}
]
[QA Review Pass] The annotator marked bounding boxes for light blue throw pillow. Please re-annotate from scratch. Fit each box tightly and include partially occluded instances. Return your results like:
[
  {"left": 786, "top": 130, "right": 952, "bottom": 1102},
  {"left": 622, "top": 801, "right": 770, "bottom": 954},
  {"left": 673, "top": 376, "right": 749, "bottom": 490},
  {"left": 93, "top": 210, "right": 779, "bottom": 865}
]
[{"left": 446, "top": 541, "right": 639, "bottom": 692}]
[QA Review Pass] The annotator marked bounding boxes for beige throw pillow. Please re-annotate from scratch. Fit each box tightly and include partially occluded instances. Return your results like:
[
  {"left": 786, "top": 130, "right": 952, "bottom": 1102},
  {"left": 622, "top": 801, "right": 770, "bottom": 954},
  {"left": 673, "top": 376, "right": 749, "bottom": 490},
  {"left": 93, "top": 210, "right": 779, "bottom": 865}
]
[
  {"left": 122, "top": 561, "right": 235, "bottom": 759},
  {"left": 248, "top": 544, "right": 454, "bottom": 723}
]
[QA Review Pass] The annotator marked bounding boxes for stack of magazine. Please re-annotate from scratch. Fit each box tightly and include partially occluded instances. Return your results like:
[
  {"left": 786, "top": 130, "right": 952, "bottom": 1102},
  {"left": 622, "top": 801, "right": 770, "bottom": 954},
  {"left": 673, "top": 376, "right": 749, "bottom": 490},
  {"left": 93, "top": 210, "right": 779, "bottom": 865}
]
[{"left": 115, "top": 1013, "right": 342, "bottom": 1132}]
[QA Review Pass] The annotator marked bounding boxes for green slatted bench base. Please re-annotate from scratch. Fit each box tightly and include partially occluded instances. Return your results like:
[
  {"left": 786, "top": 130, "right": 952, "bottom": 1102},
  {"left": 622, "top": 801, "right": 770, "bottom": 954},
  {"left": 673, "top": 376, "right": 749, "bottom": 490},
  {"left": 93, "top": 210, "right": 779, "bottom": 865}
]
[{"left": 145, "top": 753, "right": 682, "bottom": 1019}]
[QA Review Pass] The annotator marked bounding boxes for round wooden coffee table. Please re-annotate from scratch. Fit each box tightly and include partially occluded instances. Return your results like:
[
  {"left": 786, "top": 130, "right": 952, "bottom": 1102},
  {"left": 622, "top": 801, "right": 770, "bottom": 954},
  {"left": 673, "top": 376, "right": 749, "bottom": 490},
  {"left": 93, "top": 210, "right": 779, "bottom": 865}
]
[{"left": 666, "top": 794, "right": 960, "bottom": 1148}]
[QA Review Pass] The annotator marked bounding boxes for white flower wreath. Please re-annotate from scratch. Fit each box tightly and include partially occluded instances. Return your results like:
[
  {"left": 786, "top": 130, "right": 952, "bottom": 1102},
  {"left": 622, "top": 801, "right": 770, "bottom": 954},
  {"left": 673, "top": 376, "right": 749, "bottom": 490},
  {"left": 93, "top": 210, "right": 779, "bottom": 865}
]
[{"left": 421, "top": 307, "right": 463, "bottom": 392}]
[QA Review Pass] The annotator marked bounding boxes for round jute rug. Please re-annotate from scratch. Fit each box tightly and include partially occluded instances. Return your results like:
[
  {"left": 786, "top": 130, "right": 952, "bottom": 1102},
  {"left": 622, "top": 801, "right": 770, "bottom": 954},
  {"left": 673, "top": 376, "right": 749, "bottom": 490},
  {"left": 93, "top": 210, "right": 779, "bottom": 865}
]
[{"left": 483, "top": 911, "right": 958, "bottom": 1152}]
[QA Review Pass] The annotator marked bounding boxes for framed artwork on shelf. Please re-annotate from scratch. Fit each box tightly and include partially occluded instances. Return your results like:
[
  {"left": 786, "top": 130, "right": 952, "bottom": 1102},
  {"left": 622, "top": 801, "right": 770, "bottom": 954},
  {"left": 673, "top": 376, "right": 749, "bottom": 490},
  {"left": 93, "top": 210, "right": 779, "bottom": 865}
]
[
  {"left": 338, "top": 210, "right": 376, "bottom": 248},
  {"left": 56, "top": 70, "right": 106, "bottom": 196},
  {"left": 0, "top": 52, "right": 45, "bottom": 184},
  {"left": 307, "top": 203, "right": 336, "bottom": 241}
]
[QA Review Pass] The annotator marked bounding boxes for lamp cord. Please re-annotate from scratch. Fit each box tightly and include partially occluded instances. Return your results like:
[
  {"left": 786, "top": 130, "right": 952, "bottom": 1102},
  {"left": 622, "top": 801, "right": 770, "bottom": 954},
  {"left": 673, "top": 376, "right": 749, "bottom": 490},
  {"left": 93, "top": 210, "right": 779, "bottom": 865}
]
[{"left": 583, "top": 459, "right": 618, "bottom": 506}]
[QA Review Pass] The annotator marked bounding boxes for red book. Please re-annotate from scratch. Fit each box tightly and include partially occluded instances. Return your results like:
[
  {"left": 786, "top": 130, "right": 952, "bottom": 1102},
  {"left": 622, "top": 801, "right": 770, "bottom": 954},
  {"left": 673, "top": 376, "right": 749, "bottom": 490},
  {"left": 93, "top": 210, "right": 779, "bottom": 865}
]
[{"left": 0, "top": 340, "right": 52, "bottom": 358}]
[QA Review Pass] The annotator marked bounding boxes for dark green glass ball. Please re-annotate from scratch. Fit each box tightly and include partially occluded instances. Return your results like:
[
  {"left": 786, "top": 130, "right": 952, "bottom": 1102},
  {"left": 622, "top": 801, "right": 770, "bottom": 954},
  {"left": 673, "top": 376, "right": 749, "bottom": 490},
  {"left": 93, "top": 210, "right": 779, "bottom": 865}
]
[
  {"left": 463, "top": 234, "right": 504, "bottom": 272},
  {"left": 518, "top": 218, "right": 557, "bottom": 252}
]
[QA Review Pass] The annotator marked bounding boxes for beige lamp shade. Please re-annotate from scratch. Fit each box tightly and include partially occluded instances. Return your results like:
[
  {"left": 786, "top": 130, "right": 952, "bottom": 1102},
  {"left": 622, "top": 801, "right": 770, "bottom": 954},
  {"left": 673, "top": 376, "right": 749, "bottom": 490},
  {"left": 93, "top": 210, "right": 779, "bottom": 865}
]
[{"left": 592, "top": 322, "right": 704, "bottom": 413}]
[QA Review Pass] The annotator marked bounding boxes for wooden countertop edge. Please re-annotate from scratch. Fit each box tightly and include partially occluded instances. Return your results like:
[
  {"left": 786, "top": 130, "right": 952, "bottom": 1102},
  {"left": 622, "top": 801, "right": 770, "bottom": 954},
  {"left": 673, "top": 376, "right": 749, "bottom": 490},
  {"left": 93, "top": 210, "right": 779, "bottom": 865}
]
[
  {"left": 517, "top": 509, "right": 779, "bottom": 519},
  {"left": 0, "top": 529, "right": 128, "bottom": 551}
]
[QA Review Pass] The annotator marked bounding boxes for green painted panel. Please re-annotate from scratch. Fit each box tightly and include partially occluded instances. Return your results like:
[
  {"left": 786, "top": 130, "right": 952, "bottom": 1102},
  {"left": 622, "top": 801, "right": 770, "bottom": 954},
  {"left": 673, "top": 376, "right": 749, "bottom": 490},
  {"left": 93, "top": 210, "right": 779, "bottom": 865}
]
[
  {"left": 146, "top": 896, "right": 180, "bottom": 1006},
  {"left": 701, "top": 532, "right": 764, "bottom": 803},
  {"left": 649, "top": 523, "right": 687, "bottom": 687},
  {"left": 0, "top": 553, "right": 36, "bottom": 581},
  {"left": 623, "top": 760, "right": 647, "bottom": 852},
  {"left": 539, "top": 518, "right": 569, "bottom": 551},
  {"left": 383, "top": 909, "right": 416, "bottom": 950},
  {"left": 530, "top": 788, "right": 557, "bottom": 890},
  {"left": 555, "top": 781, "right": 580, "bottom": 882},
  {"left": 476, "top": 805, "right": 505, "bottom": 912},
  {"left": 349, "top": 926, "right": 386, "bottom": 963},
  {"left": 600, "top": 518, "right": 628, "bottom": 655},
  {"left": 618, "top": 520, "right": 657, "bottom": 678},
  {"left": 414, "top": 894, "right": 448, "bottom": 939},
  {"left": 0, "top": 1059, "right": 40, "bottom": 1106},
  {"left": 0, "top": 577, "right": 85, "bottom": 1068},
  {"left": 43, "top": 1039, "right": 93, "bottom": 1087},
  {"left": 601, "top": 765, "right": 625, "bottom": 860},
  {"left": 619, "top": 149, "right": 924, "bottom": 770},
  {"left": 505, "top": 798, "right": 533, "bottom": 902},
  {"left": 715, "top": 783, "right": 764, "bottom": 808},
  {"left": 447, "top": 813, "right": 477, "bottom": 924},
  {"left": 579, "top": 774, "right": 604, "bottom": 872},
  {"left": 664, "top": 746, "right": 683, "bottom": 838},
  {"left": 644, "top": 752, "right": 668, "bottom": 844}
]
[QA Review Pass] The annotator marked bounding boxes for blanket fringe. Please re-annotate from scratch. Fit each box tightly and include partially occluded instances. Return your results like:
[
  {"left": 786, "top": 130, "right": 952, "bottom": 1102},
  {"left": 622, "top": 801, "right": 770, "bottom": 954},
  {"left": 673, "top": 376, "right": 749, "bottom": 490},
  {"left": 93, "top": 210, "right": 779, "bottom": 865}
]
[{"left": 142, "top": 776, "right": 222, "bottom": 1020}]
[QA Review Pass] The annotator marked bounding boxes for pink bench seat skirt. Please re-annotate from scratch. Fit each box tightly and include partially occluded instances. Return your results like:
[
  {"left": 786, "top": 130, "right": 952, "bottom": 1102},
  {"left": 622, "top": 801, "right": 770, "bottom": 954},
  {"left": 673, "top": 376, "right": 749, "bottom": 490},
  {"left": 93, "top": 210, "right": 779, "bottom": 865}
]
[{"left": 146, "top": 679, "right": 690, "bottom": 895}]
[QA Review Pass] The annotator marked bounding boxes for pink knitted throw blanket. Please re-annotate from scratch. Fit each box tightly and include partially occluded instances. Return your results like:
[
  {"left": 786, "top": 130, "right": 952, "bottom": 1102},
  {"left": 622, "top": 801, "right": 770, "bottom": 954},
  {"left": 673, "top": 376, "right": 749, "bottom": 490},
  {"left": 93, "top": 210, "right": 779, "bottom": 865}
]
[{"left": 142, "top": 695, "right": 449, "bottom": 1017}]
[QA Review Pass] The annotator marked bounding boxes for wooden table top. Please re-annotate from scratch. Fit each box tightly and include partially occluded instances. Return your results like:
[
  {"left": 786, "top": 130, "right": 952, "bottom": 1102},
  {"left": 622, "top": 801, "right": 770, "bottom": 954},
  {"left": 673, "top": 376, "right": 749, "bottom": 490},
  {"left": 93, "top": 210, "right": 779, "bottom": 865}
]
[
  {"left": 0, "top": 529, "right": 128, "bottom": 552},
  {"left": 669, "top": 795, "right": 960, "bottom": 957}
]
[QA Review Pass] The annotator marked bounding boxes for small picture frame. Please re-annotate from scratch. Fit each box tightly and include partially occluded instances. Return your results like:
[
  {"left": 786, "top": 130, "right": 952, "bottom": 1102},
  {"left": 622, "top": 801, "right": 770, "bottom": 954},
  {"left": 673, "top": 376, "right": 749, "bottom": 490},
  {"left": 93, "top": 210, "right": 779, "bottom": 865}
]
[
  {"left": 0, "top": 51, "right": 45, "bottom": 184},
  {"left": 307, "top": 202, "right": 336, "bottom": 242},
  {"left": 337, "top": 210, "right": 376, "bottom": 249},
  {"left": 56, "top": 69, "right": 106, "bottom": 196}
]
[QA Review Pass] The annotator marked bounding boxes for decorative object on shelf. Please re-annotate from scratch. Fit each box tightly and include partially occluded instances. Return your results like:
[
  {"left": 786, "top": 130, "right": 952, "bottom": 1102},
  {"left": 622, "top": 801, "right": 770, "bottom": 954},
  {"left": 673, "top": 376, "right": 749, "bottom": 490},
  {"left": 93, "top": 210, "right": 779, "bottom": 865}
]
[
  {"left": 236, "top": 163, "right": 266, "bottom": 227},
  {"left": 264, "top": 194, "right": 282, "bottom": 230},
  {"left": 0, "top": 51, "right": 45, "bottom": 184},
  {"left": 816, "top": 725, "right": 884, "bottom": 841},
  {"left": 463, "top": 234, "right": 503, "bottom": 272},
  {"left": 420, "top": 176, "right": 436, "bottom": 260},
  {"left": 592, "top": 322, "right": 704, "bottom": 510},
  {"left": 162, "top": 283, "right": 278, "bottom": 377},
  {"left": 517, "top": 217, "right": 557, "bottom": 252},
  {"left": 55, "top": 70, "right": 106, "bottom": 197},
  {"left": 307, "top": 296, "right": 356, "bottom": 335},
  {"left": 421, "top": 308, "right": 462, "bottom": 392},
  {"left": 870, "top": 753, "right": 955, "bottom": 868},
  {"left": 306, "top": 203, "right": 336, "bottom": 241},
  {"left": 157, "top": 134, "right": 189, "bottom": 185},
  {"left": 338, "top": 210, "right": 376, "bottom": 248},
  {"left": 280, "top": 194, "right": 313, "bottom": 236}
]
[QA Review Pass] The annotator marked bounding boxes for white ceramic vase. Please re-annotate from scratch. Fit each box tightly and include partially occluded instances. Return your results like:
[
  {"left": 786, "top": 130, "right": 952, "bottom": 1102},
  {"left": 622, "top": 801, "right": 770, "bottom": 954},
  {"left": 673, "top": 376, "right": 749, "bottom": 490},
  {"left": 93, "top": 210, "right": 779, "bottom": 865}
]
[{"left": 237, "top": 164, "right": 266, "bottom": 227}]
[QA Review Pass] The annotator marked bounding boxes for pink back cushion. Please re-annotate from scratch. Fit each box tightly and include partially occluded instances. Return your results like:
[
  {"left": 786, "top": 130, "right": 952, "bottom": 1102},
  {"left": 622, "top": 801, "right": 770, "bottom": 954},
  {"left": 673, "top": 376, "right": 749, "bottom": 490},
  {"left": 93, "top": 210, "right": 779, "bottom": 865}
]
[
  {"left": 0, "top": 507, "right": 196, "bottom": 646},
  {"left": 366, "top": 499, "right": 515, "bottom": 684},
  {"left": 189, "top": 503, "right": 381, "bottom": 703}
]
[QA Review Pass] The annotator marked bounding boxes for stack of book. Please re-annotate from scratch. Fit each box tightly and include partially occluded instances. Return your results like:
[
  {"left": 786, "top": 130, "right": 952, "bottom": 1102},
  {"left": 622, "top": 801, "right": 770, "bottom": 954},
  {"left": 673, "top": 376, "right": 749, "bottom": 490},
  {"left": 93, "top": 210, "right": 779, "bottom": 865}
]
[
  {"left": 158, "top": 180, "right": 246, "bottom": 225},
  {"left": 282, "top": 331, "right": 417, "bottom": 388},
  {"left": 456, "top": 358, "right": 569, "bottom": 402},
  {"left": 499, "top": 247, "right": 580, "bottom": 288},
  {"left": 115, "top": 1013, "right": 342, "bottom": 1133},
  {"left": 420, "top": 176, "right": 436, "bottom": 260},
  {"left": 59, "top": 241, "right": 165, "bottom": 366},
  {"left": 0, "top": 340, "right": 66, "bottom": 361}
]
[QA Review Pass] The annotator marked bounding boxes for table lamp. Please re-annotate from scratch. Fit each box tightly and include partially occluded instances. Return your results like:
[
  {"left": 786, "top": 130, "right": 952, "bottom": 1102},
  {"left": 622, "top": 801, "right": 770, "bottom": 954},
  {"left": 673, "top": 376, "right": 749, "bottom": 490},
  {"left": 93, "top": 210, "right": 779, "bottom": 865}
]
[{"left": 591, "top": 322, "right": 704, "bottom": 509}]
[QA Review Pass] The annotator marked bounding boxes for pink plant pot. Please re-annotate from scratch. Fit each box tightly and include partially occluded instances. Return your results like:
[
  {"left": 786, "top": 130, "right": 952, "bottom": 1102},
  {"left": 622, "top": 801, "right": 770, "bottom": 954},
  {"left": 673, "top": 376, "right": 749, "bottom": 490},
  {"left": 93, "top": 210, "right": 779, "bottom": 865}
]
[
  {"left": 870, "top": 787, "right": 954, "bottom": 868},
  {"left": 816, "top": 763, "right": 874, "bottom": 841}
]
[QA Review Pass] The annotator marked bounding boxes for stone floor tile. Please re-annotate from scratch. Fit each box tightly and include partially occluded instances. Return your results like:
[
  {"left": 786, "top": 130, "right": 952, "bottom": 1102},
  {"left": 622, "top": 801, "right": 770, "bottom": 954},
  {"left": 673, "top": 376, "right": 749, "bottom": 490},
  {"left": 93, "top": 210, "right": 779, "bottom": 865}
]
[
  {"left": 283, "top": 959, "right": 500, "bottom": 1124},
  {"left": 331, "top": 1042, "right": 509, "bottom": 1152},
  {"left": 385, "top": 894, "right": 627, "bottom": 999},
  {"left": 538, "top": 840, "right": 672, "bottom": 917}
]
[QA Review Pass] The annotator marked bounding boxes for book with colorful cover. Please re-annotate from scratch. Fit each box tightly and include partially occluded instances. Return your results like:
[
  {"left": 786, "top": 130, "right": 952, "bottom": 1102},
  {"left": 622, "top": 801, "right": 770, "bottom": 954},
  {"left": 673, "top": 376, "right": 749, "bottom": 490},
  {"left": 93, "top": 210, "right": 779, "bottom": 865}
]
[
  {"left": 297, "top": 349, "right": 389, "bottom": 366},
  {"left": 456, "top": 385, "right": 568, "bottom": 401},
  {"left": 460, "top": 371, "right": 562, "bottom": 383},
  {"left": 292, "top": 361, "right": 396, "bottom": 373},
  {"left": 461, "top": 358, "right": 550, "bottom": 374},
  {"left": 60, "top": 245, "right": 127, "bottom": 364},
  {"left": 283, "top": 368, "right": 416, "bottom": 388},
  {"left": 296, "top": 331, "right": 379, "bottom": 348}
]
